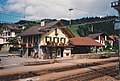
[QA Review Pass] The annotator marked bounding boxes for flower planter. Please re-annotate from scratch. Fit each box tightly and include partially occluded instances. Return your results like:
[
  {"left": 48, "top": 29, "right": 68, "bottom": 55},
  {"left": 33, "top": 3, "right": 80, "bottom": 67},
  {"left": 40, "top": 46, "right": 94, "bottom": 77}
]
[
  {"left": 47, "top": 41, "right": 52, "bottom": 46},
  {"left": 66, "top": 53, "right": 69, "bottom": 56},
  {"left": 20, "top": 43, "right": 26, "bottom": 46},
  {"left": 54, "top": 43, "right": 58, "bottom": 46}
]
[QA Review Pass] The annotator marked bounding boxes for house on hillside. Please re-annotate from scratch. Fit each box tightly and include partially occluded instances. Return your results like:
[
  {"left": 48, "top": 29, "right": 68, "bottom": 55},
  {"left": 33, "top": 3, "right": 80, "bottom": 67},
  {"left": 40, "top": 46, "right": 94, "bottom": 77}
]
[
  {"left": 0, "top": 24, "right": 24, "bottom": 51},
  {"left": 87, "top": 33, "right": 114, "bottom": 49},
  {"left": 69, "top": 36, "right": 104, "bottom": 54},
  {"left": 0, "top": 36, "right": 3, "bottom": 51},
  {"left": 19, "top": 20, "right": 75, "bottom": 59},
  {"left": 109, "top": 35, "right": 118, "bottom": 41}
]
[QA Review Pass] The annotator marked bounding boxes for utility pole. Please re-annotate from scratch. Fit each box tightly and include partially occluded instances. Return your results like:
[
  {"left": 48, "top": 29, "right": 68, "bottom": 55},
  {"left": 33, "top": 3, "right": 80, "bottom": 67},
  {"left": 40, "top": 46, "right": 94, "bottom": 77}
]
[
  {"left": 0, "top": 11, "right": 2, "bottom": 23},
  {"left": 24, "top": 0, "right": 26, "bottom": 18},
  {"left": 69, "top": 8, "right": 73, "bottom": 25},
  {"left": 111, "top": 0, "right": 120, "bottom": 78}
]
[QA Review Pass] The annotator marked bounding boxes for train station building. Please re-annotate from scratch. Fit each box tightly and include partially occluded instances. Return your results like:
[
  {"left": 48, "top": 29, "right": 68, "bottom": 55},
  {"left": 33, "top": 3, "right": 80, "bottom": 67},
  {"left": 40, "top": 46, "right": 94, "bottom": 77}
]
[{"left": 19, "top": 20, "right": 104, "bottom": 59}]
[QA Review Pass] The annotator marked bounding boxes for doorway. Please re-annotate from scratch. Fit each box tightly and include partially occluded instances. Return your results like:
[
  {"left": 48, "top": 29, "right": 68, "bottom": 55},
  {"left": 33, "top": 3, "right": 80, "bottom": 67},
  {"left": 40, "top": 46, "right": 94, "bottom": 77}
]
[{"left": 57, "top": 48, "right": 61, "bottom": 57}]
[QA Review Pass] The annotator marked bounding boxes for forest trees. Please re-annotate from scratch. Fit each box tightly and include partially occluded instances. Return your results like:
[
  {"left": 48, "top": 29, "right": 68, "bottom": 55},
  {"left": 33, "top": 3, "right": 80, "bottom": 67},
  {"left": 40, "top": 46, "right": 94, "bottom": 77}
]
[{"left": 77, "top": 24, "right": 92, "bottom": 37}]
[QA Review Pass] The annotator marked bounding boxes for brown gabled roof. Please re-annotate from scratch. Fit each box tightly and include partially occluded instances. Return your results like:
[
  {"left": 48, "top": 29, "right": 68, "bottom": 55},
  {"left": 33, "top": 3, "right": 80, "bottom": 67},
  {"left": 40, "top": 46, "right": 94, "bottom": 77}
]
[
  {"left": 87, "top": 33, "right": 103, "bottom": 39},
  {"left": 20, "top": 20, "right": 75, "bottom": 37},
  {"left": 40, "top": 20, "right": 61, "bottom": 29},
  {"left": 109, "top": 35, "right": 118, "bottom": 41},
  {"left": 3, "top": 24, "right": 22, "bottom": 31},
  {"left": 69, "top": 36, "right": 104, "bottom": 46},
  {"left": 87, "top": 33, "right": 114, "bottom": 41},
  {"left": 20, "top": 21, "right": 61, "bottom": 36},
  {"left": 0, "top": 24, "right": 23, "bottom": 33},
  {"left": 20, "top": 25, "right": 44, "bottom": 36}
]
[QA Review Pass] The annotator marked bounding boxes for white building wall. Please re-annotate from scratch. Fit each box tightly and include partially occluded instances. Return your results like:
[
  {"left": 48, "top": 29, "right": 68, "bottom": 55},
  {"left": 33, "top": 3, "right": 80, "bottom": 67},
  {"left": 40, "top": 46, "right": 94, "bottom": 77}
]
[
  {"left": 63, "top": 48, "right": 71, "bottom": 57},
  {"left": 11, "top": 32, "right": 16, "bottom": 37},
  {"left": 105, "top": 36, "right": 107, "bottom": 40},
  {"left": 1, "top": 27, "right": 17, "bottom": 52},
  {"left": 0, "top": 38, "right": 3, "bottom": 44},
  {"left": 40, "top": 29, "right": 69, "bottom": 45},
  {"left": 40, "top": 28, "right": 71, "bottom": 58}
]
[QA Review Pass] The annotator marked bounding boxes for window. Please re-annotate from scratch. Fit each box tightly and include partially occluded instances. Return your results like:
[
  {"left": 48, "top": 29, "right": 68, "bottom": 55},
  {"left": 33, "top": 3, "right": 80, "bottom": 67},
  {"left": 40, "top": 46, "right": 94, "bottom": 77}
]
[
  {"left": 3, "top": 38, "right": 5, "bottom": 42},
  {"left": 65, "top": 48, "right": 71, "bottom": 50},
  {"left": 8, "top": 32, "right": 11, "bottom": 36},
  {"left": 57, "top": 48, "right": 61, "bottom": 56},
  {"left": 45, "top": 36, "right": 52, "bottom": 43},
  {"left": 53, "top": 37, "right": 59, "bottom": 43},
  {"left": 28, "top": 37, "right": 32, "bottom": 43},
  {"left": 34, "top": 36, "right": 39, "bottom": 43},
  {"left": 5, "top": 32, "right": 7, "bottom": 36},
  {"left": 23, "top": 37, "right": 27, "bottom": 43},
  {"left": 60, "top": 38, "right": 66, "bottom": 43}
]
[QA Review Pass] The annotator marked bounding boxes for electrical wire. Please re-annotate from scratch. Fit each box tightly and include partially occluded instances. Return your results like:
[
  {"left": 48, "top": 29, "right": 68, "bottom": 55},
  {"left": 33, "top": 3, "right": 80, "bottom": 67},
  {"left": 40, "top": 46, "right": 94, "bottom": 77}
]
[
  {"left": 0, "top": 0, "right": 117, "bottom": 23},
  {"left": 41, "top": 0, "right": 107, "bottom": 16}
]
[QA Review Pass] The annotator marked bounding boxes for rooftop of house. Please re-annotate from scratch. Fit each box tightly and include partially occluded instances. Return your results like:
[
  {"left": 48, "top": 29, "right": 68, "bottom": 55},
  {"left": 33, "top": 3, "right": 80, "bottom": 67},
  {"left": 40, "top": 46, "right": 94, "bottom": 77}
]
[
  {"left": 87, "top": 33, "right": 103, "bottom": 39},
  {"left": 109, "top": 35, "right": 118, "bottom": 41},
  {"left": 87, "top": 33, "right": 114, "bottom": 40},
  {"left": 1, "top": 23, "right": 23, "bottom": 32},
  {"left": 19, "top": 20, "right": 75, "bottom": 38},
  {"left": 69, "top": 36, "right": 104, "bottom": 47}
]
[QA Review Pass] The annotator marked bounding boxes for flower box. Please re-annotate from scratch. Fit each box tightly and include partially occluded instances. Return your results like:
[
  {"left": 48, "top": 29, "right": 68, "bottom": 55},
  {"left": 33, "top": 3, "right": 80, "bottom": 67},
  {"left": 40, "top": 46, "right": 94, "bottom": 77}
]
[{"left": 20, "top": 43, "right": 26, "bottom": 46}]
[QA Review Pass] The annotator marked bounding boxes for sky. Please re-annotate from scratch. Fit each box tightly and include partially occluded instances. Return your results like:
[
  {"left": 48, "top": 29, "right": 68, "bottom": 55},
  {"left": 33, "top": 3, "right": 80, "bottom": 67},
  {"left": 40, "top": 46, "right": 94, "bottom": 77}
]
[{"left": 0, "top": 0, "right": 118, "bottom": 23}]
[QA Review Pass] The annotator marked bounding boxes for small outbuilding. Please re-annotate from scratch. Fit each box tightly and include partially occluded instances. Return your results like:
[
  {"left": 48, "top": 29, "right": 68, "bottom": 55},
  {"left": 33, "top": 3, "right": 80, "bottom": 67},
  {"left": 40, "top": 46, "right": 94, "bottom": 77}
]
[{"left": 69, "top": 36, "right": 104, "bottom": 54}]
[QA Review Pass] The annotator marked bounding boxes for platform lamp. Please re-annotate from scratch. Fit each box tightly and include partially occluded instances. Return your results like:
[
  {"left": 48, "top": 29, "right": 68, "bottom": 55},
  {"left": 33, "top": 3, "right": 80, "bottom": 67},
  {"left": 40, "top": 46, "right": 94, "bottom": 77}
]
[
  {"left": 111, "top": 0, "right": 120, "bottom": 77},
  {"left": 69, "top": 8, "right": 73, "bottom": 25}
]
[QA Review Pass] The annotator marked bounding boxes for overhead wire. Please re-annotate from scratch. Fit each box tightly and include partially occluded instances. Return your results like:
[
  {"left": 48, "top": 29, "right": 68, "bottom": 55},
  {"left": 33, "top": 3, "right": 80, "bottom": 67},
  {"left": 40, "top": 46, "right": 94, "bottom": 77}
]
[
  {"left": 0, "top": 0, "right": 117, "bottom": 23},
  {"left": 41, "top": 0, "right": 107, "bottom": 16}
]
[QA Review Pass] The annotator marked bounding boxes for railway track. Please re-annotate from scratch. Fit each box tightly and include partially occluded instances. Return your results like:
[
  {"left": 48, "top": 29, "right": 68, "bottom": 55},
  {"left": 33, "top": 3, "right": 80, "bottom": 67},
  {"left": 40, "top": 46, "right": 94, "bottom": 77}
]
[
  {"left": 18, "top": 63, "right": 118, "bottom": 81},
  {"left": 0, "top": 58, "right": 119, "bottom": 81},
  {"left": 47, "top": 63, "right": 118, "bottom": 81},
  {"left": 57, "top": 66, "right": 117, "bottom": 81}
]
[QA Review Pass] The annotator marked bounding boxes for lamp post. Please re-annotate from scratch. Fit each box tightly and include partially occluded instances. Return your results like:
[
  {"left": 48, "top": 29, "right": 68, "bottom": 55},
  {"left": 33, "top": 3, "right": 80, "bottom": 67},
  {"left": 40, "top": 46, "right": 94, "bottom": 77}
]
[
  {"left": 69, "top": 8, "right": 73, "bottom": 25},
  {"left": 111, "top": 0, "right": 120, "bottom": 77}
]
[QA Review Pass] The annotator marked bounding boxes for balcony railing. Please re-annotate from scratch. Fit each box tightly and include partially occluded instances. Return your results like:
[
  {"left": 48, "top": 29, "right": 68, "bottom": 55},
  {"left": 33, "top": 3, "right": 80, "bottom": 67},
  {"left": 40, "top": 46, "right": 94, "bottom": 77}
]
[{"left": 46, "top": 41, "right": 67, "bottom": 46}]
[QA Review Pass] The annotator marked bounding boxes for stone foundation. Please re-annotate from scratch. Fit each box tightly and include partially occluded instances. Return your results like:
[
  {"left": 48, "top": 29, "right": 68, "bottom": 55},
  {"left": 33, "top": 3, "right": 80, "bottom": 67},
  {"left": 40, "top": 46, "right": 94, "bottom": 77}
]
[{"left": 71, "top": 52, "right": 118, "bottom": 59}]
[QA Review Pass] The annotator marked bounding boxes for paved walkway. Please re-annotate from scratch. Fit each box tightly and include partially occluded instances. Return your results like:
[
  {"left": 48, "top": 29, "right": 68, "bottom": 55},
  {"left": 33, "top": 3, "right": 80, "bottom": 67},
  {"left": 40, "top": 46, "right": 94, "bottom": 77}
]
[{"left": 0, "top": 56, "right": 50, "bottom": 69}]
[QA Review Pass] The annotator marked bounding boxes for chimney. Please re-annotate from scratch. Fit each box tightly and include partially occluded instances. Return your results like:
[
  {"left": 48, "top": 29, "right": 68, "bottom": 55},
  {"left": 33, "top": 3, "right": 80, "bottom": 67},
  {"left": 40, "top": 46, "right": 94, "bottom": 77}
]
[{"left": 41, "top": 20, "right": 45, "bottom": 27}]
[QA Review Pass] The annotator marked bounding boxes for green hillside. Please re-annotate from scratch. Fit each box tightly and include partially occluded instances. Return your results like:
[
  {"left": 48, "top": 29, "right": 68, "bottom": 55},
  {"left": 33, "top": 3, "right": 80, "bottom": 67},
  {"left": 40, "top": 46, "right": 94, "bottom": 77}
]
[{"left": 67, "top": 16, "right": 118, "bottom": 36}]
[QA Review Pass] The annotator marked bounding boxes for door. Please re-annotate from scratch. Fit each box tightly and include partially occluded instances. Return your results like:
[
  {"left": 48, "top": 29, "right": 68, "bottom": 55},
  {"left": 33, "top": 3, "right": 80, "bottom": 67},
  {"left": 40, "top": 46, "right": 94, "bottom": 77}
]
[{"left": 57, "top": 48, "right": 61, "bottom": 57}]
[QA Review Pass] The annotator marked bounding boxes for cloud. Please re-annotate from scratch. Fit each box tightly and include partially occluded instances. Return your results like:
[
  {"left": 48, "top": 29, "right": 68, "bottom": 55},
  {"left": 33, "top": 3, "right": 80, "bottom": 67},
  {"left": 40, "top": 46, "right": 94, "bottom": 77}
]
[
  {"left": 6, "top": 0, "right": 118, "bottom": 20},
  {"left": 8, "top": 3, "right": 24, "bottom": 13}
]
